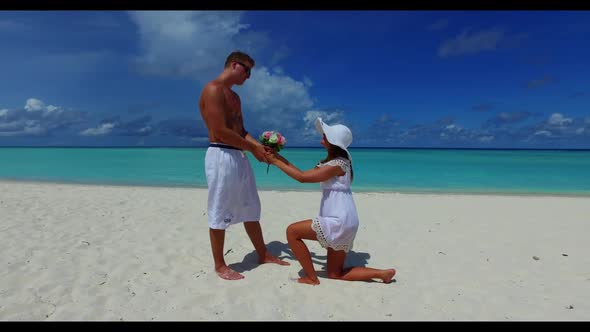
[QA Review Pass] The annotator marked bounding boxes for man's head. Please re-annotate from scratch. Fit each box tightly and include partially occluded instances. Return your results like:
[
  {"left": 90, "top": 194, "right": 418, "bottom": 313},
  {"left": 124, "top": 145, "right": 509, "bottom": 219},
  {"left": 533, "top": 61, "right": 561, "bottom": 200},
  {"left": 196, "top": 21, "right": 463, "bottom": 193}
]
[{"left": 224, "top": 51, "right": 254, "bottom": 85}]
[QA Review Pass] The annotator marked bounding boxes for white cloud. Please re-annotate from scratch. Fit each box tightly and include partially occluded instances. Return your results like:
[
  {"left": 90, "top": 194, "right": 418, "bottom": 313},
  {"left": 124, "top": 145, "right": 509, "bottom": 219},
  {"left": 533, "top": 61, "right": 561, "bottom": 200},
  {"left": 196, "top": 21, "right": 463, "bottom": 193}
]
[
  {"left": 129, "top": 11, "right": 252, "bottom": 80},
  {"left": 0, "top": 119, "right": 45, "bottom": 136},
  {"left": 304, "top": 110, "right": 343, "bottom": 124},
  {"left": 80, "top": 123, "right": 115, "bottom": 136},
  {"left": 272, "top": 66, "right": 284, "bottom": 75},
  {"left": 445, "top": 124, "right": 462, "bottom": 133},
  {"left": 44, "top": 105, "right": 63, "bottom": 116},
  {"left": 534, "top": 130, "right": 552, "bottom": 137},
  {"left": 575, "top": 128, "right": 585, "bottom": 134},
  {"left": 548, "top": 113, "right": 572, "bottom": 126},
  {"left": 302, "top": 110, "right": 345, "bottom": 141},
  {"left": 1, "top": 98, "right": 85, "bottom": 137},
  {"left": 138, "top": 126, "right": 152, "bottom": 134},
  {"left": 24, "top": 98, "right": 45, "bottom": 112},
  {"left": 0, "top": 120, "right": 25, "bottom": 131},
  {"left": 129, "top": 11, "right": 315, "bottom": 128},
  {"left": 238, "top": 67, "right": 313, "bottom": 113},
  {"left": 23, "top": 121, "right": 44, "bottom": 135},
  {"left": 24, "top": 98, "right": 64, "bottom": 117},
  {"left": 478, "top": 135, "right": 494, "bottom": 142},
  {"left": 439, "top": 27, "right": 504, "bottom": 57}
]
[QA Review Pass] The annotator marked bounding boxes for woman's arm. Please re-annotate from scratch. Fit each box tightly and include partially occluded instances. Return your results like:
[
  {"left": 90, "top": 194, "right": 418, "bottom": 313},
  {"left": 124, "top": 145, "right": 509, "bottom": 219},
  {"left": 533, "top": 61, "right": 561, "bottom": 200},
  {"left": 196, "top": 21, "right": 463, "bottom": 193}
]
[{"left": 269, "top": 153, "right": 344, "bottom": 183}]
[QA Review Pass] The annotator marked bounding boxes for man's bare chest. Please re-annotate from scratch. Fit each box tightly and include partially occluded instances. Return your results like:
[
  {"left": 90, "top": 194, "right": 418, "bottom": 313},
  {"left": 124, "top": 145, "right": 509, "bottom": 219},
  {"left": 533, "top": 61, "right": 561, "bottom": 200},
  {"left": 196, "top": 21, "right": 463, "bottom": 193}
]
[
  {"left": 223, "top": 89, "right": 240, "bottom": 110},
  {"left": 222, "top": 90, "right": 243, "bottom": 126}
]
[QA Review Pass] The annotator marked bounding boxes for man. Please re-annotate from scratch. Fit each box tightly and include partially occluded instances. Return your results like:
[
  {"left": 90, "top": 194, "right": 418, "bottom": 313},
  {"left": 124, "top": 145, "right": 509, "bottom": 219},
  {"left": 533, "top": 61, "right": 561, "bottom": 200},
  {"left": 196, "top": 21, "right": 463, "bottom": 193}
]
[{"left": 199, "top": 51, "right": 290, "bottom": 280}]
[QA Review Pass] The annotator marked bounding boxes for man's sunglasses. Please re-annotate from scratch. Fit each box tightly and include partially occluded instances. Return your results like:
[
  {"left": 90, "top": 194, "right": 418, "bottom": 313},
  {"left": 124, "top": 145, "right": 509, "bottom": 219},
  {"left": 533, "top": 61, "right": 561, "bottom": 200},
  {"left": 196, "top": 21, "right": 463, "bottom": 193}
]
[{"left": 235, "top": 61, "right": 252, "bottom": 75}]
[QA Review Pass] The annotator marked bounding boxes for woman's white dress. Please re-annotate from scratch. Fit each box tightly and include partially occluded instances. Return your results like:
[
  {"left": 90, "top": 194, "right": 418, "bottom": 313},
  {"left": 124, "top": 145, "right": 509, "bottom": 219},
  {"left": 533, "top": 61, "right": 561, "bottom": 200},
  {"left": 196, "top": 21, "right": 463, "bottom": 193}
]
[{"left": 311, "top": 157, "right": 359, "bottom": 252}]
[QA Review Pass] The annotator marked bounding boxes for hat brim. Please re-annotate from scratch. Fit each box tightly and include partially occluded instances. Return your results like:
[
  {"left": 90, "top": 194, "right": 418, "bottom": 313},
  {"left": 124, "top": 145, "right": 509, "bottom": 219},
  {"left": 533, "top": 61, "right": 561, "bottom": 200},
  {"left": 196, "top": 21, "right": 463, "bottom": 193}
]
[
  {"left": 315, "top": 117, "right": 352, "bottom": 162},
  {"left": 315, "top": 117, "right": 326, "bottom": 136}
]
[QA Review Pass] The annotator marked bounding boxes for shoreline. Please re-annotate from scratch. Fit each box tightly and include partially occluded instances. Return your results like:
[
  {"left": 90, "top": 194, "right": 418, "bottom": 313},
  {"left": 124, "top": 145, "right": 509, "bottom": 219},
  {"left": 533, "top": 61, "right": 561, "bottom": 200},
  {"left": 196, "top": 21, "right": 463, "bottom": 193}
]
[
  {"left": 2, "top": 146, "right": 590, "bottom": 151},
  {"left": 1, "top": 178, "right": 589, "bottom": 198}
]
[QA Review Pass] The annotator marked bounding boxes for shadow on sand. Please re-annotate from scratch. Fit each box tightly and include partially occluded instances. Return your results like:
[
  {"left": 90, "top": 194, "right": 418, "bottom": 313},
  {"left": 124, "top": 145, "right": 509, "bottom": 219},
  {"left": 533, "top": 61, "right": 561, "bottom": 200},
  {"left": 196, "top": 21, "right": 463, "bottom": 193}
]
[{"left": 229, "top": 240, "right": 377, "bottom": 282}]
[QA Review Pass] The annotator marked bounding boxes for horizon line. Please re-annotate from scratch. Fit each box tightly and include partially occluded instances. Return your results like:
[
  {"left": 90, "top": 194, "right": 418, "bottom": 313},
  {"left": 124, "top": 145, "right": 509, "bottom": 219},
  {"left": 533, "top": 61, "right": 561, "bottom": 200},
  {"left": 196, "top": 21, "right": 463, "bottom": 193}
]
[{"left": 1, "top": 146, "right": 590, "bottom": 151}]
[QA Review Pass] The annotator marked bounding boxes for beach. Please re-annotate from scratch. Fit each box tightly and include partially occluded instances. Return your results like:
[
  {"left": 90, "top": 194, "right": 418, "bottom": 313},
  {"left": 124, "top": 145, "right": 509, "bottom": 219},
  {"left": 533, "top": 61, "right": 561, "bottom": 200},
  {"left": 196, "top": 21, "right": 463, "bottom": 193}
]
[{"left": 1, "top": 180, "right": 589, "bottom": 321}]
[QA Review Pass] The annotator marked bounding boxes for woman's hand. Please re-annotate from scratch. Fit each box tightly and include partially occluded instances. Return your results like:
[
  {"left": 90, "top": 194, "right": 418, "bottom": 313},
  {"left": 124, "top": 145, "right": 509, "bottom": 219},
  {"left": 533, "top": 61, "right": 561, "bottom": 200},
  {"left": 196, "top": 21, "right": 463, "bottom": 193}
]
[{"left": 265, "top": 150, "right": 278, "bottom": 164}]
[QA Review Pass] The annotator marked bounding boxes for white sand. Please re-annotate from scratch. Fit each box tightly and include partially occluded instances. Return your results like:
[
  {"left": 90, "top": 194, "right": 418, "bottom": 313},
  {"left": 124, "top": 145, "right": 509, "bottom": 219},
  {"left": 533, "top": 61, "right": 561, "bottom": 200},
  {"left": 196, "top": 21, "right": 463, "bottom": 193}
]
[{"left": 0, "top": 180, "right": 589, "bottom": 321}]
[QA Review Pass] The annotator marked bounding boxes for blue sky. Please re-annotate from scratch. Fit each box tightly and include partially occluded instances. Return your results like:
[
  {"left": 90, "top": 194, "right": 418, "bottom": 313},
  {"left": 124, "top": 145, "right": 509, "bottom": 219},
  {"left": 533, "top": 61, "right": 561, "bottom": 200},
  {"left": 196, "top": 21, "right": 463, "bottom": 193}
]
[{"left": 1, "top": 10, "right": 589, "bottom": 148}]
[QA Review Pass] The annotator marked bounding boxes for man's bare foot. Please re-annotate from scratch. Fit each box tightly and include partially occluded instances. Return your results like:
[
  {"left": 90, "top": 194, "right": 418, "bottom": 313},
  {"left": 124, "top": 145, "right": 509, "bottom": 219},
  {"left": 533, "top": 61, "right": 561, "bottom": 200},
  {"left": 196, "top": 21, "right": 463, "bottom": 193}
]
[
  {"left": 259, "top": 252, "right": 290, "bottom": 266},
  {"left": 297, "top": 276, "right": 320, "bottom": 285},
  {"left": 215, "top": 266, "right": 245, "bottom": 280},
  {"left": 381, "top": 268, "right": 396, "bottom": 283}
]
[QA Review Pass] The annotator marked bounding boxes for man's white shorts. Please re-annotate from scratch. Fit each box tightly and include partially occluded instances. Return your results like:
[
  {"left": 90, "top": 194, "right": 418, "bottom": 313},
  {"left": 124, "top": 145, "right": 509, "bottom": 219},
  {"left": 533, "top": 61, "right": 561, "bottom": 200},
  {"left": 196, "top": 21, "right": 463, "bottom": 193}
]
[{"left": 205, "top": 144, "right": 261, "bottom": 230}]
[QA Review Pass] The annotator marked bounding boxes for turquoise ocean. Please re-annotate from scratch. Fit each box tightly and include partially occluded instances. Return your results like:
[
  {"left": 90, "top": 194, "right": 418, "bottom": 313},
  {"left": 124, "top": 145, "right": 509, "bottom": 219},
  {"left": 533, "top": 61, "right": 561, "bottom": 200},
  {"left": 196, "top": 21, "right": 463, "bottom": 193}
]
[{"left": 1, "top": 147, "right": 589, "bottom": 195}]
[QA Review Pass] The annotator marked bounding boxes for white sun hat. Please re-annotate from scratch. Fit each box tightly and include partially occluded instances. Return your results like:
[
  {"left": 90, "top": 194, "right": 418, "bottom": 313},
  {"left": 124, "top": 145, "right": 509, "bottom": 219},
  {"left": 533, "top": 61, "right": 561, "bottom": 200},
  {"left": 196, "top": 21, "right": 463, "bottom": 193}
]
[{"left": 315, "top": 117, "right": 353, "bottom": 162}]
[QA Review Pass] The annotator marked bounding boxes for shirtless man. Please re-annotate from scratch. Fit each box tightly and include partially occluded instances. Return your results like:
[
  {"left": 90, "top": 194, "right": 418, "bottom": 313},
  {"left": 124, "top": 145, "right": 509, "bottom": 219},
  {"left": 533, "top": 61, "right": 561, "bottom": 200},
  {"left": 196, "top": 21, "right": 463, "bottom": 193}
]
[{"left": 199, "top": 51, "right": 290, "bottom": 280}]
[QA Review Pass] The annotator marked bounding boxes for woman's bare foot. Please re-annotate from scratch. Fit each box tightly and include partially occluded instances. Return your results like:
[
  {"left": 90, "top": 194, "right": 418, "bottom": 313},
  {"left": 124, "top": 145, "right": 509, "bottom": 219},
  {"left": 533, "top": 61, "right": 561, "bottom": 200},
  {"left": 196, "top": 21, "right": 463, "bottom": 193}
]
[
  {"left": 259, "top": 252, "right": 290, "bottom": 266},
  {"left": 381, "top": 268, "right": 396, "bottom": 283},
  {"left": 297, "top": 276, "right": 320, "bottom": 285},
  {"left": 215, "top": 266, "right": 245, "bottom": 280}
]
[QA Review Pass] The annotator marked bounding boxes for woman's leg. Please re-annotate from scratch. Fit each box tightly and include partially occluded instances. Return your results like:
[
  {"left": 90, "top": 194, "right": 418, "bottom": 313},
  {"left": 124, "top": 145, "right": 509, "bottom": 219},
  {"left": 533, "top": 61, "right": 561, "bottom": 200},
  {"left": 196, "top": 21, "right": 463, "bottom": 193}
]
[
  {"left": 326, "top": 248, "right": 396, "bottom": 283},
  {"left": 286, "top": 219, "right": 320, "bottom": 285}
]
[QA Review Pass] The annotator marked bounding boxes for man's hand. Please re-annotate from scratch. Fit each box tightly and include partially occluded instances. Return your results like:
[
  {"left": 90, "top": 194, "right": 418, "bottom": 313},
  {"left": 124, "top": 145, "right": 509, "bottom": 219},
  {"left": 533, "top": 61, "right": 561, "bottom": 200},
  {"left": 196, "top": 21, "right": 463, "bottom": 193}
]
[
  {"left": 251, "top": 144, "right": 269, "bottom": 163},
  {"left": 262, "top": 145, "right": 273, "bottom": 154}
]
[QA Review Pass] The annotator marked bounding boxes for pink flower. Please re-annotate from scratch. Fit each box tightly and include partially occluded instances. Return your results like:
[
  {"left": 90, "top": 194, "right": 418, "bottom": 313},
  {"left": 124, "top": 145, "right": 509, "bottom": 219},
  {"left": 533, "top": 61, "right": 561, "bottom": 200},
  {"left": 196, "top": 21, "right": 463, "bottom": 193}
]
[{"left": 259, "top": 130, "right": 286, "bottom": 153}]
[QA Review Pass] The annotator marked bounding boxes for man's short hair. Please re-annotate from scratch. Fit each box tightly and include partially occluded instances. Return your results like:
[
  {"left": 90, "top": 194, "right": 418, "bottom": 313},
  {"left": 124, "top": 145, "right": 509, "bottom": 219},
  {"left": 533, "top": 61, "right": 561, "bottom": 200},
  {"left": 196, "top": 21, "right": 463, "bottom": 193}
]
[{"left": 224, "top": 51, "right": 255, "bottom": 68}]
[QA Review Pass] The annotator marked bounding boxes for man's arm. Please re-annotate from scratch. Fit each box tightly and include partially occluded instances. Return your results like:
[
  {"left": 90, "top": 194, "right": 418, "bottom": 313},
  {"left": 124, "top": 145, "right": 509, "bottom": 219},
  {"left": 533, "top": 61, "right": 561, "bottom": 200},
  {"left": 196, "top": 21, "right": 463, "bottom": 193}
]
[
  {"left": 244, "top": 132, "right": 257, "bottom": 145},
  {"left": 245, "top": 133, "right": 272, "bottom": 152}
]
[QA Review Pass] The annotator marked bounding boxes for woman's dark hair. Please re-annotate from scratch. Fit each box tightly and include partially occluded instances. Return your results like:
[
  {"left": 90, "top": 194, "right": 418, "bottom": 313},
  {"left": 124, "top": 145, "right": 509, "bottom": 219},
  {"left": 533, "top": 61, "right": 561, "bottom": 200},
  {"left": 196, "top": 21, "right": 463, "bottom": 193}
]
[{"left": 320, "top": 143, "right": 354, "bottom": 182}]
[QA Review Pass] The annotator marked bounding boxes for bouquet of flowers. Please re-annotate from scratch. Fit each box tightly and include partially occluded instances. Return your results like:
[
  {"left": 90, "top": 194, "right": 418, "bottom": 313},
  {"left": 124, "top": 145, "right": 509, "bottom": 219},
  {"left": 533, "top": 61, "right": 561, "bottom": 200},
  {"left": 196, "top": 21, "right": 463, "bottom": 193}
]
[{"left": 259, "top": 131, "right": 286, "bottom": 173}]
